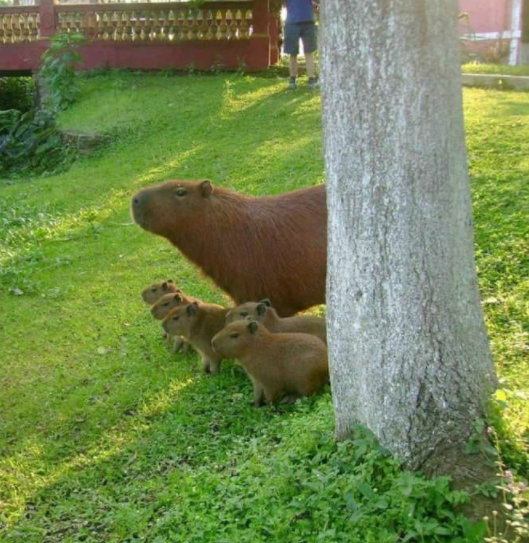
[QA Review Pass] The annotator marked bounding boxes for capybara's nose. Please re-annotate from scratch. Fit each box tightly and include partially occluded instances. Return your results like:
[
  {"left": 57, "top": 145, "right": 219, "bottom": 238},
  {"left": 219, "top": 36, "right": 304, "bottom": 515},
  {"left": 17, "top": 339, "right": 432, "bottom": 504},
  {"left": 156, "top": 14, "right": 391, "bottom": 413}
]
[
  {"left": 132, "top": 190, "right": 147, "bottom": 208},
  {"left": 130, "top": 191, "right": 148, "bottom": 226}
]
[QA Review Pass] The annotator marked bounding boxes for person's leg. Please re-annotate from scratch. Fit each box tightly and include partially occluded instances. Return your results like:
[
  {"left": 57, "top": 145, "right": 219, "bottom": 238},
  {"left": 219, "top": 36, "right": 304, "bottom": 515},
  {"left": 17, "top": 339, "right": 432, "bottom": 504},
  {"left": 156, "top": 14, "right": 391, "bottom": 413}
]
[
  {"left": 305, "top": 52, "right": 315, "bottom": 78},
  {"left": 301, "top": 23, "right": 319, "bottom": 88},
  {"left": 287, "top": 55, "right": 298, "bottom": 89},
  {"left": 283, "top": 23, "right": 300, "bottom": 89},
  {"left": 289, "top": 54, "right": 298, "bottom": 77}
]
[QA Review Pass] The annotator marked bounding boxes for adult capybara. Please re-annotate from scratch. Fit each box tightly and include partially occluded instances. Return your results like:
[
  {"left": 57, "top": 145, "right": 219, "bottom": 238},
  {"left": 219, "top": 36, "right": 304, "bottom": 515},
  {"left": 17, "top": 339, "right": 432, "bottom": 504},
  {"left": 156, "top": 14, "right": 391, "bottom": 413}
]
[
  {"left": 225, "top": 299, "right": 327, "bottom": 345},
  {"left": 142, "top": 280, "right": 180, "bottom": 305},
  {"left": 162, "top": 301, "right": 229, "bottom": 374},
  {"left": 211, "top": 320, "right": 329, "bottom": 407},
  {"left": 131, "top": 180, "right": 326, "bottom": 317}
]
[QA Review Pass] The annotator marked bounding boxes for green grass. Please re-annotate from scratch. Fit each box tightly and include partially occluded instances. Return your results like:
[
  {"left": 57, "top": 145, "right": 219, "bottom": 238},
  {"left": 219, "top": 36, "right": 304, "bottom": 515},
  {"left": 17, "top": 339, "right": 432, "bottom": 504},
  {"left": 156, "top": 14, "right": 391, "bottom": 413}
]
[
  {"left": 462, "top": 62, "right": 529, "bottom": 76},
  {"left": 0, "top": 72, "right": 528, "bottom": 542}
]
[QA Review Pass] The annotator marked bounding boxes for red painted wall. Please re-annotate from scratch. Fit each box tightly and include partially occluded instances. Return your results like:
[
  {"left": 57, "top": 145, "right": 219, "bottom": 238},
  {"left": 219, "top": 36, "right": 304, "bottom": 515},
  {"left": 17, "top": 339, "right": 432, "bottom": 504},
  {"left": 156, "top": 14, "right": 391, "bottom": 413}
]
[
  {"left": 0, "top": 0, "right": 275, "bottom": 73},
  {"left": 459, "top": 0, "right": 512, "bottom": 34}
]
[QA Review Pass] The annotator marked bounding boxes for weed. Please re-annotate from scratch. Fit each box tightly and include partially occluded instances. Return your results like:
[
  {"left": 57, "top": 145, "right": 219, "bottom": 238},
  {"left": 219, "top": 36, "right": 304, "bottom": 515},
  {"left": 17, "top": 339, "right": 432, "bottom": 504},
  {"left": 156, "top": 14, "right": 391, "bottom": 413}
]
[
  {"left": 483, "top": 424, "right": 529, "bottom": 542},
  {"left": 39, "top": 32, "right": 85, "bottom": 112},
  {"left": 210, "top": 55, "right": 224, "bottom": 75}
]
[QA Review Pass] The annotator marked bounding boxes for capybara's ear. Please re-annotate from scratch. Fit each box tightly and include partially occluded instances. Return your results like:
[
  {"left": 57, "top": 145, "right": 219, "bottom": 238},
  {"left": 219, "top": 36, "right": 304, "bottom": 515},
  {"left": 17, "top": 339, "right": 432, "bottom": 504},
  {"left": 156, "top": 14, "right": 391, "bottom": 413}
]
[
  {"left": 167, "top": 279, "right": 174, "bottom": 283},
  {"left": 247, "top": 320, "right": 259, "bottom": 334},
  {"left": 162, "top": 281, "right": 169, "bottom": 291},
  {"left": 199, "top": 180, "right": 213, "bottom": 198},
  {"left": 259, "top": 298, "right": 272, "bottom": 307},
  {"left": 186, "top": 302, "right": 199, "bottom": 316},
  {"left": 256, "top": 302, "right": 269, "bottom": 317},
  {"left": 174, "top": 293, "right": 183, "bottom": 302}
]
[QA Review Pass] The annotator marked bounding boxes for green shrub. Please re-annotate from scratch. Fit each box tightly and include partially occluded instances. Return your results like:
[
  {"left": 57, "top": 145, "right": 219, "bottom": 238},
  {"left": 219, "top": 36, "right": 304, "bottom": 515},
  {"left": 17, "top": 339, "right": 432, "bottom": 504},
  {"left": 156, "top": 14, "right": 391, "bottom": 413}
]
[
  {"left": 0, "top": 77, "right": 35, "bottom": 113},
  {"left": 39, "top": 32, "right": 85, "bottom": 111},
  {"left": 0, "top": 33, "right": 84, "bottom": 177},
  {"left": 0, "top": 109, "right": 70, "bottom": 176}
]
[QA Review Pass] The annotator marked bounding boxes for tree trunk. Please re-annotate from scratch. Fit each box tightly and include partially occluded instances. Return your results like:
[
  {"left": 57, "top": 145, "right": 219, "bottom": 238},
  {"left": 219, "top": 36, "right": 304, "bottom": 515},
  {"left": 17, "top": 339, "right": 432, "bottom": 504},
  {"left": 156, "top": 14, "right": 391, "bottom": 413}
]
[{"left": 320, "top": 0, "right": 497, "bottom": 490}]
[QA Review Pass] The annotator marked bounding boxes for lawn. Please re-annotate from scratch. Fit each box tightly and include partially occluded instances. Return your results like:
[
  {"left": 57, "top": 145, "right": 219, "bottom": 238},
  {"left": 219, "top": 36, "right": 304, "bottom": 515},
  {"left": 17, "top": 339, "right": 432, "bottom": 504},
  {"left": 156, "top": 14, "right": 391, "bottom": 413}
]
[
  {"left": 0, "top": 72, "right": 528, "bottom": 543},
  {"left": 462, "top": 62, "right": 529, "bottom": 77}
]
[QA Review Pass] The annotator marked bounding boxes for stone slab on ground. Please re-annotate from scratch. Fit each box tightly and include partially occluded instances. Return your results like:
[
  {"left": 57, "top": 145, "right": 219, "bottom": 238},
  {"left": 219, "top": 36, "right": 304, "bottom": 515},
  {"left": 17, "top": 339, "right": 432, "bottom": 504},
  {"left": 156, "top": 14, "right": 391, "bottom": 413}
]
[{"left": 60, "top": 130, "right": 111, "bottom": 155}]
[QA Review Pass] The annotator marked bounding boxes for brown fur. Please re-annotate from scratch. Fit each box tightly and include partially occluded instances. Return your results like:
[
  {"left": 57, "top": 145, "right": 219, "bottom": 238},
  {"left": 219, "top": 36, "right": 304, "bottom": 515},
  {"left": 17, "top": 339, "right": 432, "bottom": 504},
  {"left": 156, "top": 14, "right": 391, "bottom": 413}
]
[
  {"left": 151, "top": 291, "right": 201, "bottom": 354},
  {"left": 150, "top": 292, "right": 197, "bottom": 320},
  {"left": 211, "top": 320, "right": 328, "bottom": 406},
  {"left": 142, "top": 280, "right": 180, "bottom": 305},
  {"left": 162, "top": 302, "right": 228, "bottom": 374},
  {"left": 143, "top": 283, "right": 196, "bottom": 353},
  {"left": 225, "top": 299, "right": 327, "bottom": 345},
  {"left": 131, "top": 180, "right": 326, "bottom": 317}
]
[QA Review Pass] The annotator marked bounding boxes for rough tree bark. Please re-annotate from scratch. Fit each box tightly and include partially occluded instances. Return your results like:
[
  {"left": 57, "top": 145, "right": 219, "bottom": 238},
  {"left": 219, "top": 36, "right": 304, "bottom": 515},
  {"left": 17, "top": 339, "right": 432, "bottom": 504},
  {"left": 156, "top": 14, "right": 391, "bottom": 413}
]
[{"left": 320, "top": 0, "right": 498, "bottom": 491}]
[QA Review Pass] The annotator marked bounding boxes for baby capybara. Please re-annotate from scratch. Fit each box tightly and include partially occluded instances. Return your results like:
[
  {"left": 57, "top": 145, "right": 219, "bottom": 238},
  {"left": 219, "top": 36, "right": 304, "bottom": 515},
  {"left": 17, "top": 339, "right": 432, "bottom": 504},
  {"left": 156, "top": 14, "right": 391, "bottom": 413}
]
[
  {"left": 150, "top": 291, "right": 198, "bottom": 320},
  {"left": 142, "top": 279, "right": 180, "bottom": 305},
  {"left": 162, "top": 302, "right": 229, "bottom": 374},
  {"left": 211, "top": 320, "right": 329, "bottom": 407},
  {"left": 131, "top": 179, "right": 326, "bottom": 317},
  {"left": 151, "top": 291, "right": 199, "bottom": 353},
  {"left": 226, "top": 299, "right": 327, "bottom": 345},
  {"left": 143, "top": 281, "right": 195, "bottom": 352}
]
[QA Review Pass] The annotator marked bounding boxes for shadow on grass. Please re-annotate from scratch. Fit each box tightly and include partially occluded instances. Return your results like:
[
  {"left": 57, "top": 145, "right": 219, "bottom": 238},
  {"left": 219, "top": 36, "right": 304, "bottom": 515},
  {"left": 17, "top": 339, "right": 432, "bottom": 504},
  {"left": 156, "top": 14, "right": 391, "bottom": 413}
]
[{"left": 3, "top": 364, "right": 324, "bottom": 541}]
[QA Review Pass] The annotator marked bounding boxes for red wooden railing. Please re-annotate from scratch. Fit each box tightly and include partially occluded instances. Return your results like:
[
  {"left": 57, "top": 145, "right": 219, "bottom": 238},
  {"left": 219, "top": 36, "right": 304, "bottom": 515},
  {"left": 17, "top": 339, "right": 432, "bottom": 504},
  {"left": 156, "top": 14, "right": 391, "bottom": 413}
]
[{"left": 0, "top": 0, "right": 280, "bottom": 73}]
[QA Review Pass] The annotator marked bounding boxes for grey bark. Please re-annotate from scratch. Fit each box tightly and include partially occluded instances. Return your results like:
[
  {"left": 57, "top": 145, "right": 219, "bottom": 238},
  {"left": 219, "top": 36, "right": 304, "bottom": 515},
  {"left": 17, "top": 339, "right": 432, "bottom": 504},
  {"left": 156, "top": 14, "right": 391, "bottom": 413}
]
[{"left": 320, "top": 0, "right": 497, "bottom": 478}]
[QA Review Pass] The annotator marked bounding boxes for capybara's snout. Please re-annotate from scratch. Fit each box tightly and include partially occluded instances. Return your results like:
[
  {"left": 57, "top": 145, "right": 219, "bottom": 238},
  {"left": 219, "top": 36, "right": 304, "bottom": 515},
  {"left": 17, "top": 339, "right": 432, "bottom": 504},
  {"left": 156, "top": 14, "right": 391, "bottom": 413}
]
[
  {"left": 131, "top": 190, "right": 148, "bottom": 226},
  {"left": 131, "top": 189, "right": 144, "bottom": 208}
]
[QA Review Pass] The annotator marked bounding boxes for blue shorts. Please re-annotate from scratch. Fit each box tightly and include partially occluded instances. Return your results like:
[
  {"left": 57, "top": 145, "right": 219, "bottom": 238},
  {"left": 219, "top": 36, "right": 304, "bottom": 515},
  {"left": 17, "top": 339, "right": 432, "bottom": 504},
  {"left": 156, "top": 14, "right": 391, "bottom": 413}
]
[{"left": 283, "top": 22, "right": 317, "bottom": 55}]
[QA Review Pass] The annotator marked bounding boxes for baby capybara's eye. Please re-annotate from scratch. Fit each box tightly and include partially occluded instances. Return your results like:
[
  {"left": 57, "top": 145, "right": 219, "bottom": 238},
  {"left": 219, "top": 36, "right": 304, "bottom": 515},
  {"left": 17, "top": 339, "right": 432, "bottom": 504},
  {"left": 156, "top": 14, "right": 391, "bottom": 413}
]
[
  {"left": 240, "top": 312, "right": 248, "bottom": 317},
  {"left": 229, "top": 333, "right": 240, "bottom": 339},
  {"left": 172, "top": 316, "right": 179, "bottom": 321},
  {"left": 163, "top": 303, "right": 170, "bottom": 307},
  {"left": 151, "top": 288, "right": 157, "bottom": 293},
  {"left": 175, "top": 188, "right": 188, "bottom": 197}
]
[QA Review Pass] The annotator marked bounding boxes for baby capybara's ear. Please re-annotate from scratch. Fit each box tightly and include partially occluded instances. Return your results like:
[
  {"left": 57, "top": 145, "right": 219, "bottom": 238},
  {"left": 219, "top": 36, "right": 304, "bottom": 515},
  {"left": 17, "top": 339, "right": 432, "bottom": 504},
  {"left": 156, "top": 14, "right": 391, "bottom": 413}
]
[
  {"left": 167, "top": 279, "right": 174, "bottom": 284},
  {"left": 259, "top": 298, "right": 272, "bottom": 307},
  {"left": 186, "top": 302, "right": 199, "bottom": 316},
  {"left": 247, "top": 320, "right": 259, "bottom": 334},
  {"left": 174, "top": 293, "right": 183, "bottom": 302},
  {"left": 199, "top": 180, "right": 213, "bottom": 198},
  {"left": 162, "top": 281, "right": 170, "bottom": 291},
  {"left": 256, "top": 302, "right": 269, "bottom": 317}
]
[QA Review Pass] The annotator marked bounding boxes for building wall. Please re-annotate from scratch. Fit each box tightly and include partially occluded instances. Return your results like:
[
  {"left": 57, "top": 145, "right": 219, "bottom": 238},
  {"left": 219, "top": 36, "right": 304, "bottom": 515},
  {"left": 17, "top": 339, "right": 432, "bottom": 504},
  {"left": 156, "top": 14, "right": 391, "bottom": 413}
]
[
  {"left": 460, "top": 0, "right": 512, "bottom": 35},
  {"left": 459, "top": 0, "right": 524, "bottom": 64}
]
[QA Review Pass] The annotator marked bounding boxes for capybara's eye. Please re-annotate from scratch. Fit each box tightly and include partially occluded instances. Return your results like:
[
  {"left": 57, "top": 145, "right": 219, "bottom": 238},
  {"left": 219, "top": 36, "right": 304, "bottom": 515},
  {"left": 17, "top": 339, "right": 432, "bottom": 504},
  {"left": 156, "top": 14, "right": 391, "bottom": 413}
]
[
  {"left": 229, "top": 333, "right": 240, "bottom": 339},
  {"left": 172, "top": 316, "right": 179, "bottom": 321},
  {"left": 151, "top": 288, "right": 157, "bottom": 293},
  {"left": 175, "top": 188, "right": 188, "bottom": 197},
  {"left": 240, "top": 312, "right": 248, "bottom": 317},
  {"left": 163, "top": 303, "right": 170, "bottom": 307}
]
